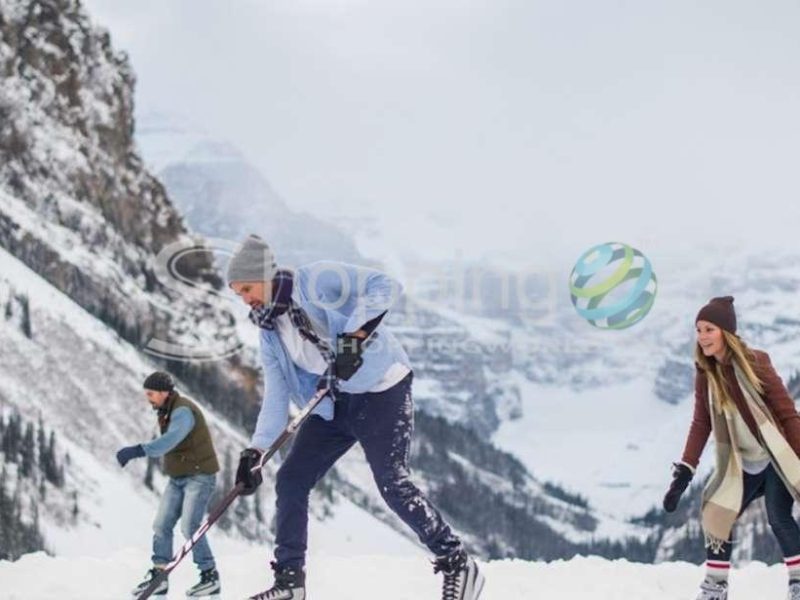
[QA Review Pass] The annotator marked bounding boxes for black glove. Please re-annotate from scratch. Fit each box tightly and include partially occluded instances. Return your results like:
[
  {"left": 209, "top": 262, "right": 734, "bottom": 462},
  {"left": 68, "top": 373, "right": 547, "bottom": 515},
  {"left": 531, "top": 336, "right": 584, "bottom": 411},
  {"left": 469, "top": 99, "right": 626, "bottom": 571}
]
[
  {"left": 236, "top": 448, "right": 264, "bottom": 496},
  {"left": 334, "top": 333, "right": 365, "bottom": 381},
  {"left": 663, "top": 462, "right": 693, "bottom": 512},
  {"left": 116, "top": 444, "right": 145, "bottom": 468}
]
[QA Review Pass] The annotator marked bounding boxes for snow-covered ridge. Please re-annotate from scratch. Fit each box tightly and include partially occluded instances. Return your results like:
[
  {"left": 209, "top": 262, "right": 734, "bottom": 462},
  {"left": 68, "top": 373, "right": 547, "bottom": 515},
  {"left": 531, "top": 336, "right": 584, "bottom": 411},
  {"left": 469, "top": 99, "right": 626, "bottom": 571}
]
[{"left": 135, "top": 111, "right": 363, "bottom": 268}]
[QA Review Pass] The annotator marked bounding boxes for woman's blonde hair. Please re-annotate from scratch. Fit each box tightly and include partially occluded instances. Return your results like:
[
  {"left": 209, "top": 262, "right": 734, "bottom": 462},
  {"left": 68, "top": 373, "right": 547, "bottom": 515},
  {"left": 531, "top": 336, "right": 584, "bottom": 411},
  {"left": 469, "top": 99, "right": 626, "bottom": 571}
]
[{"left": 695, "top": 329, "right": 763, "bottom": 411}]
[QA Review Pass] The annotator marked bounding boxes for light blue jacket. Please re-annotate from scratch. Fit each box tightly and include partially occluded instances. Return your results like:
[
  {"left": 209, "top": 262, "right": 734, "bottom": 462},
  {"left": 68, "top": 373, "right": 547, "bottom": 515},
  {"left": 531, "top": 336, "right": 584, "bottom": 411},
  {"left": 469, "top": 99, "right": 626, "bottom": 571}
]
[{"left": 250, "top": 261, "right": 411, "bottom": 450}]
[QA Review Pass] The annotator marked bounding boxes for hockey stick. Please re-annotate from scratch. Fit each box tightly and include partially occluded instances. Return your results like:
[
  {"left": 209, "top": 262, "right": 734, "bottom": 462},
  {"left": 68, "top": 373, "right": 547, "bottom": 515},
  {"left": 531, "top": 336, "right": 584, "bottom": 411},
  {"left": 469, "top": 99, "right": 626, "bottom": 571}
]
[{"left": 135, "top": 386, "right": 331, "bottom": 600}]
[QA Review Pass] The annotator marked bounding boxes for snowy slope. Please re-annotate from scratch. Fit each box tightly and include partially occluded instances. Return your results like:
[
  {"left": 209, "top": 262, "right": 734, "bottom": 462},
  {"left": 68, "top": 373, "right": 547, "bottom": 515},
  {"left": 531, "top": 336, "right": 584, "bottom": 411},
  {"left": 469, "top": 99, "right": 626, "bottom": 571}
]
[
  {"left": 0, "top": 0, "right": 433, "bottom": 566},
  {"left": 7, "top": 0, "right": 800, "bottom": 568},
  {"left": 493, "top": 373, "right": 689, "bottom": 522},
  {"left": 0, "top": 245, "right": 420, "bottom": 560},
  {"left": 1, "top": 551, "right": 795, "bottom": 600},
  {"left": 0, "top": 0, "right": 619, "bottom": 564}
]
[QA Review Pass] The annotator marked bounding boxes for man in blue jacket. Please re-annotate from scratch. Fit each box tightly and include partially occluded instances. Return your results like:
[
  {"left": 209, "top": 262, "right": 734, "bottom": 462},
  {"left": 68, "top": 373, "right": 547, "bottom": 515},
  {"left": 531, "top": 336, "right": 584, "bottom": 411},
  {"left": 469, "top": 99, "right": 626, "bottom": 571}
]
[
  {"left": 116, "top": 372, "right": 221, "bottom": 598},
  {"left": 228, "top": 235, "right": 484, "bottom": 600}
]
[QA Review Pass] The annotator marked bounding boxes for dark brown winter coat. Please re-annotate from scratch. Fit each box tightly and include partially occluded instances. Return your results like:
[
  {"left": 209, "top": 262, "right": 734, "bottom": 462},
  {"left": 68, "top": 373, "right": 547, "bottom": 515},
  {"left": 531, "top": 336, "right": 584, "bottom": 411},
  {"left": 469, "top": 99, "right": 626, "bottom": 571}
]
[{"left": 681, "top": 349, "right": 800, "bottom": 468}]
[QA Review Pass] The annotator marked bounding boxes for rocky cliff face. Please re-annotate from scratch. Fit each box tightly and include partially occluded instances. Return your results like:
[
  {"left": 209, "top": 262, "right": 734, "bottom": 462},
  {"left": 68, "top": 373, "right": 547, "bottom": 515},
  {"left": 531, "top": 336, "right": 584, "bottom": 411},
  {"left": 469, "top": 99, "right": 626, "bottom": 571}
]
[
  {"left": 0, "top": 0, "right": 230, "bottom": 344},
  {"left": 0, "top": 0, "right": 264, "bottom": 430}
]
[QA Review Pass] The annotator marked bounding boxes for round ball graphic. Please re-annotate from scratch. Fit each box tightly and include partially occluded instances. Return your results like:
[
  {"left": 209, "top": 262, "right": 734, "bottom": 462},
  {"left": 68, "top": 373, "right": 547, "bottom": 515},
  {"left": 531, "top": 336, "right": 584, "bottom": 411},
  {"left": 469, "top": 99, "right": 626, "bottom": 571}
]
[{"left": 569, "top": 242, "right": 657, "bottom": 329}]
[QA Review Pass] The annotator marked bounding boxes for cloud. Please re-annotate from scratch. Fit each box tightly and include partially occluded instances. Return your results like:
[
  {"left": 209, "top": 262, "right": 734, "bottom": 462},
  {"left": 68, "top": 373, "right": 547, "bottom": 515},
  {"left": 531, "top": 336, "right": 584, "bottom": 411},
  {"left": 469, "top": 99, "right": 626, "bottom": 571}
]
[{"left": 83, "top": 0, "right": 800, "bottom": 265}]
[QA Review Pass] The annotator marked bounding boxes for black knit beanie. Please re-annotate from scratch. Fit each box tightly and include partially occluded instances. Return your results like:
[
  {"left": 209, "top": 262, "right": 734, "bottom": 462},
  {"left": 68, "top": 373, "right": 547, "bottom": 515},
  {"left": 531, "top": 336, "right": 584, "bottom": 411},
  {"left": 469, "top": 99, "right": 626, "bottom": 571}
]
[
  {"left": 696, "top": 296, "right": 737, "bottom": 334},
  {"left": 143, "top": 371, "right": 175, "bottom": 392}
]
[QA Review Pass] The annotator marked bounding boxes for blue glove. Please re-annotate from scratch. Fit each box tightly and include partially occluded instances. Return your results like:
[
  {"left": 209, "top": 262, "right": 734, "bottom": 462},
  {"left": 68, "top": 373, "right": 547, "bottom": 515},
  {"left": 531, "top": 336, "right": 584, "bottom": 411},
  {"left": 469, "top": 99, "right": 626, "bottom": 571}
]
[{"left": 116, "top": 444, "right": 145, "bottom": 467}]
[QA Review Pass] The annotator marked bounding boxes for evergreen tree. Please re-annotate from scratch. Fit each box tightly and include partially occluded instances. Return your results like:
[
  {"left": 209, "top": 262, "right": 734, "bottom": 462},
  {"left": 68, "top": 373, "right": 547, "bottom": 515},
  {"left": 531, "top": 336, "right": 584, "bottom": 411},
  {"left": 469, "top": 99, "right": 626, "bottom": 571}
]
[
  {"left": 0, "top": 418, "right": 50, "bottom": 560},
  {"left": 20, "top": 422, "right": 35, "bottom": 478},
  {"left": 18, "top": 294, "right": 32, "bottom": 339},
  {"left": 37, "top": 417, "right": 47, "bottom": 473},
  {"left": 26, "top": 500, "right": 44, "bottom": 553},
  {"left": 0, "top": 467, "right": 10, "bottom": 558},
  {"left": 144, "top": 457, "right": 156, "bottom": 490},
  {"left": 9, "top": 485, "right": 22, "bottom": 556},
  {"left": 215, "top": 448, "right": 234, "bottom": 531},
  {"left": 43, "top": 431, "right": 62, "bottom": 487},
  {"left": 3, "top": 413, "right": 21, "bottom": 462}
]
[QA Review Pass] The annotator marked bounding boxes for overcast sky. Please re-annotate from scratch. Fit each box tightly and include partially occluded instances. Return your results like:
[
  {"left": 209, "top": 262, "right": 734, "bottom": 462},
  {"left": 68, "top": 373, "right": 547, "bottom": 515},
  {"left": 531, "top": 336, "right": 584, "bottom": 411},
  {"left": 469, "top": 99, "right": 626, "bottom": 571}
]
[{"left": 83, "top": 0, "right": 800, "bottom": 270}]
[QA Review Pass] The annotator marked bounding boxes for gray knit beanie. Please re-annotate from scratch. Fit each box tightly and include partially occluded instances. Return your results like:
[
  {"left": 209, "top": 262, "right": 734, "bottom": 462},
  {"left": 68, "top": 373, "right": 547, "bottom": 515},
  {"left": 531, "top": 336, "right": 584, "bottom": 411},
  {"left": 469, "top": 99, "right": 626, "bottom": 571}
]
[{"left": 226, "top": 235, "right": 277, "bottom": 286}]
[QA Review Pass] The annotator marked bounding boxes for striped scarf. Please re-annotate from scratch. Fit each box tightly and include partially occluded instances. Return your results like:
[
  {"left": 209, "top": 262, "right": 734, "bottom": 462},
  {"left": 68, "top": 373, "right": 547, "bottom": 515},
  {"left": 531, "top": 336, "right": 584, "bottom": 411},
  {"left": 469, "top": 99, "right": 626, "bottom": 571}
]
[
  {"left": 249, "top": 269, "right": 336, "bottom": 395},
  {"left": 702, "top": 361, "right": 800, "bottom": 551}
]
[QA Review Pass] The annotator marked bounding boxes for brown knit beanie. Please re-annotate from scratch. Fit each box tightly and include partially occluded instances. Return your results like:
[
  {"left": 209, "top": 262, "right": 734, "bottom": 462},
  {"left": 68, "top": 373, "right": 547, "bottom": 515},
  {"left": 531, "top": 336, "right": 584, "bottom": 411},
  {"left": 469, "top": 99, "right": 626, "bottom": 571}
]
[{"left": 695, "top": 296, "right": 737, "bottom": 334}]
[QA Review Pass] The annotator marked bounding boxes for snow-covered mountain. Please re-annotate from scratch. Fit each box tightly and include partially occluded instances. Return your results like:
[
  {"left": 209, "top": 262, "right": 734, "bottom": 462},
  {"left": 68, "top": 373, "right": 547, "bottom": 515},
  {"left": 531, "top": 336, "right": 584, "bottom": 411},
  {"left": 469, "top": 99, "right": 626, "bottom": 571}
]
[
  {"left": 0, "top": 246, "right": 408, "bottom": 558},
  {"left": 0, "top": 0, "right": 633, "bottom": 570},
  {"left": 131, "top": 112, "right": 658, "bottom": 551},
  {"left": 440, "top": 251, "right": 800, "bottom": 562},
  {"left": 128, "top": 109, "right": 800, "bottom": 567},
  {"left": 135, "top": 112, "right": 362, "bottom": 267},
  {"left": 5, "top": 0, "right": 800, "bottom": 577},
  {"left": 141, "top": 110, "right": 800, "bottom": 562},
  {"left": 0, "top": 0, "right": 427, "bottom": 562}
]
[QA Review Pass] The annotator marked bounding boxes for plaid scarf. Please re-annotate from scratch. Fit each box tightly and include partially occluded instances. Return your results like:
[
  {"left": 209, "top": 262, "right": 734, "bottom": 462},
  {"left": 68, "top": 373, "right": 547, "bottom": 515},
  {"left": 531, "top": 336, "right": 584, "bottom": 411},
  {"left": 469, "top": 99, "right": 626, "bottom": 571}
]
[
  {"left": 156, "top": 391, "right": 179, "bottom": 429},
  {"left": 701, "top": 361, "right": 800, "bottom": 552},
  {"left": 248, "top": 269, "right": 336, "bottom": 395}
]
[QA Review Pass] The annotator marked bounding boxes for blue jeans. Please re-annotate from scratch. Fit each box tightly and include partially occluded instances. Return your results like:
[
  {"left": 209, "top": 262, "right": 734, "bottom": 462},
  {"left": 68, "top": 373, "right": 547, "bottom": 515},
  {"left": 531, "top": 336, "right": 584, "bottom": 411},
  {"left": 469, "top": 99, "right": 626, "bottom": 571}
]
[
  {"left": 274, "top": 372, "right": 462, "bottom": 568},
  {"left": 152, "top": 473, "right": 217, "bottom": 571},
  {"left": 708, "top": 464, "right": 800, "bottom": 561}
]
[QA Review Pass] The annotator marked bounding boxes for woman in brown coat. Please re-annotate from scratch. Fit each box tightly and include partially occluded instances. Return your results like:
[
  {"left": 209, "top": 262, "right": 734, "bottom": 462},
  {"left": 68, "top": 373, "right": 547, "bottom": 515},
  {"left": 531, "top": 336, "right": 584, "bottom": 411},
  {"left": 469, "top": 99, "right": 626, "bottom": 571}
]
[{"left": 664, "top": 296, "right": 800, "bottom": 600}]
